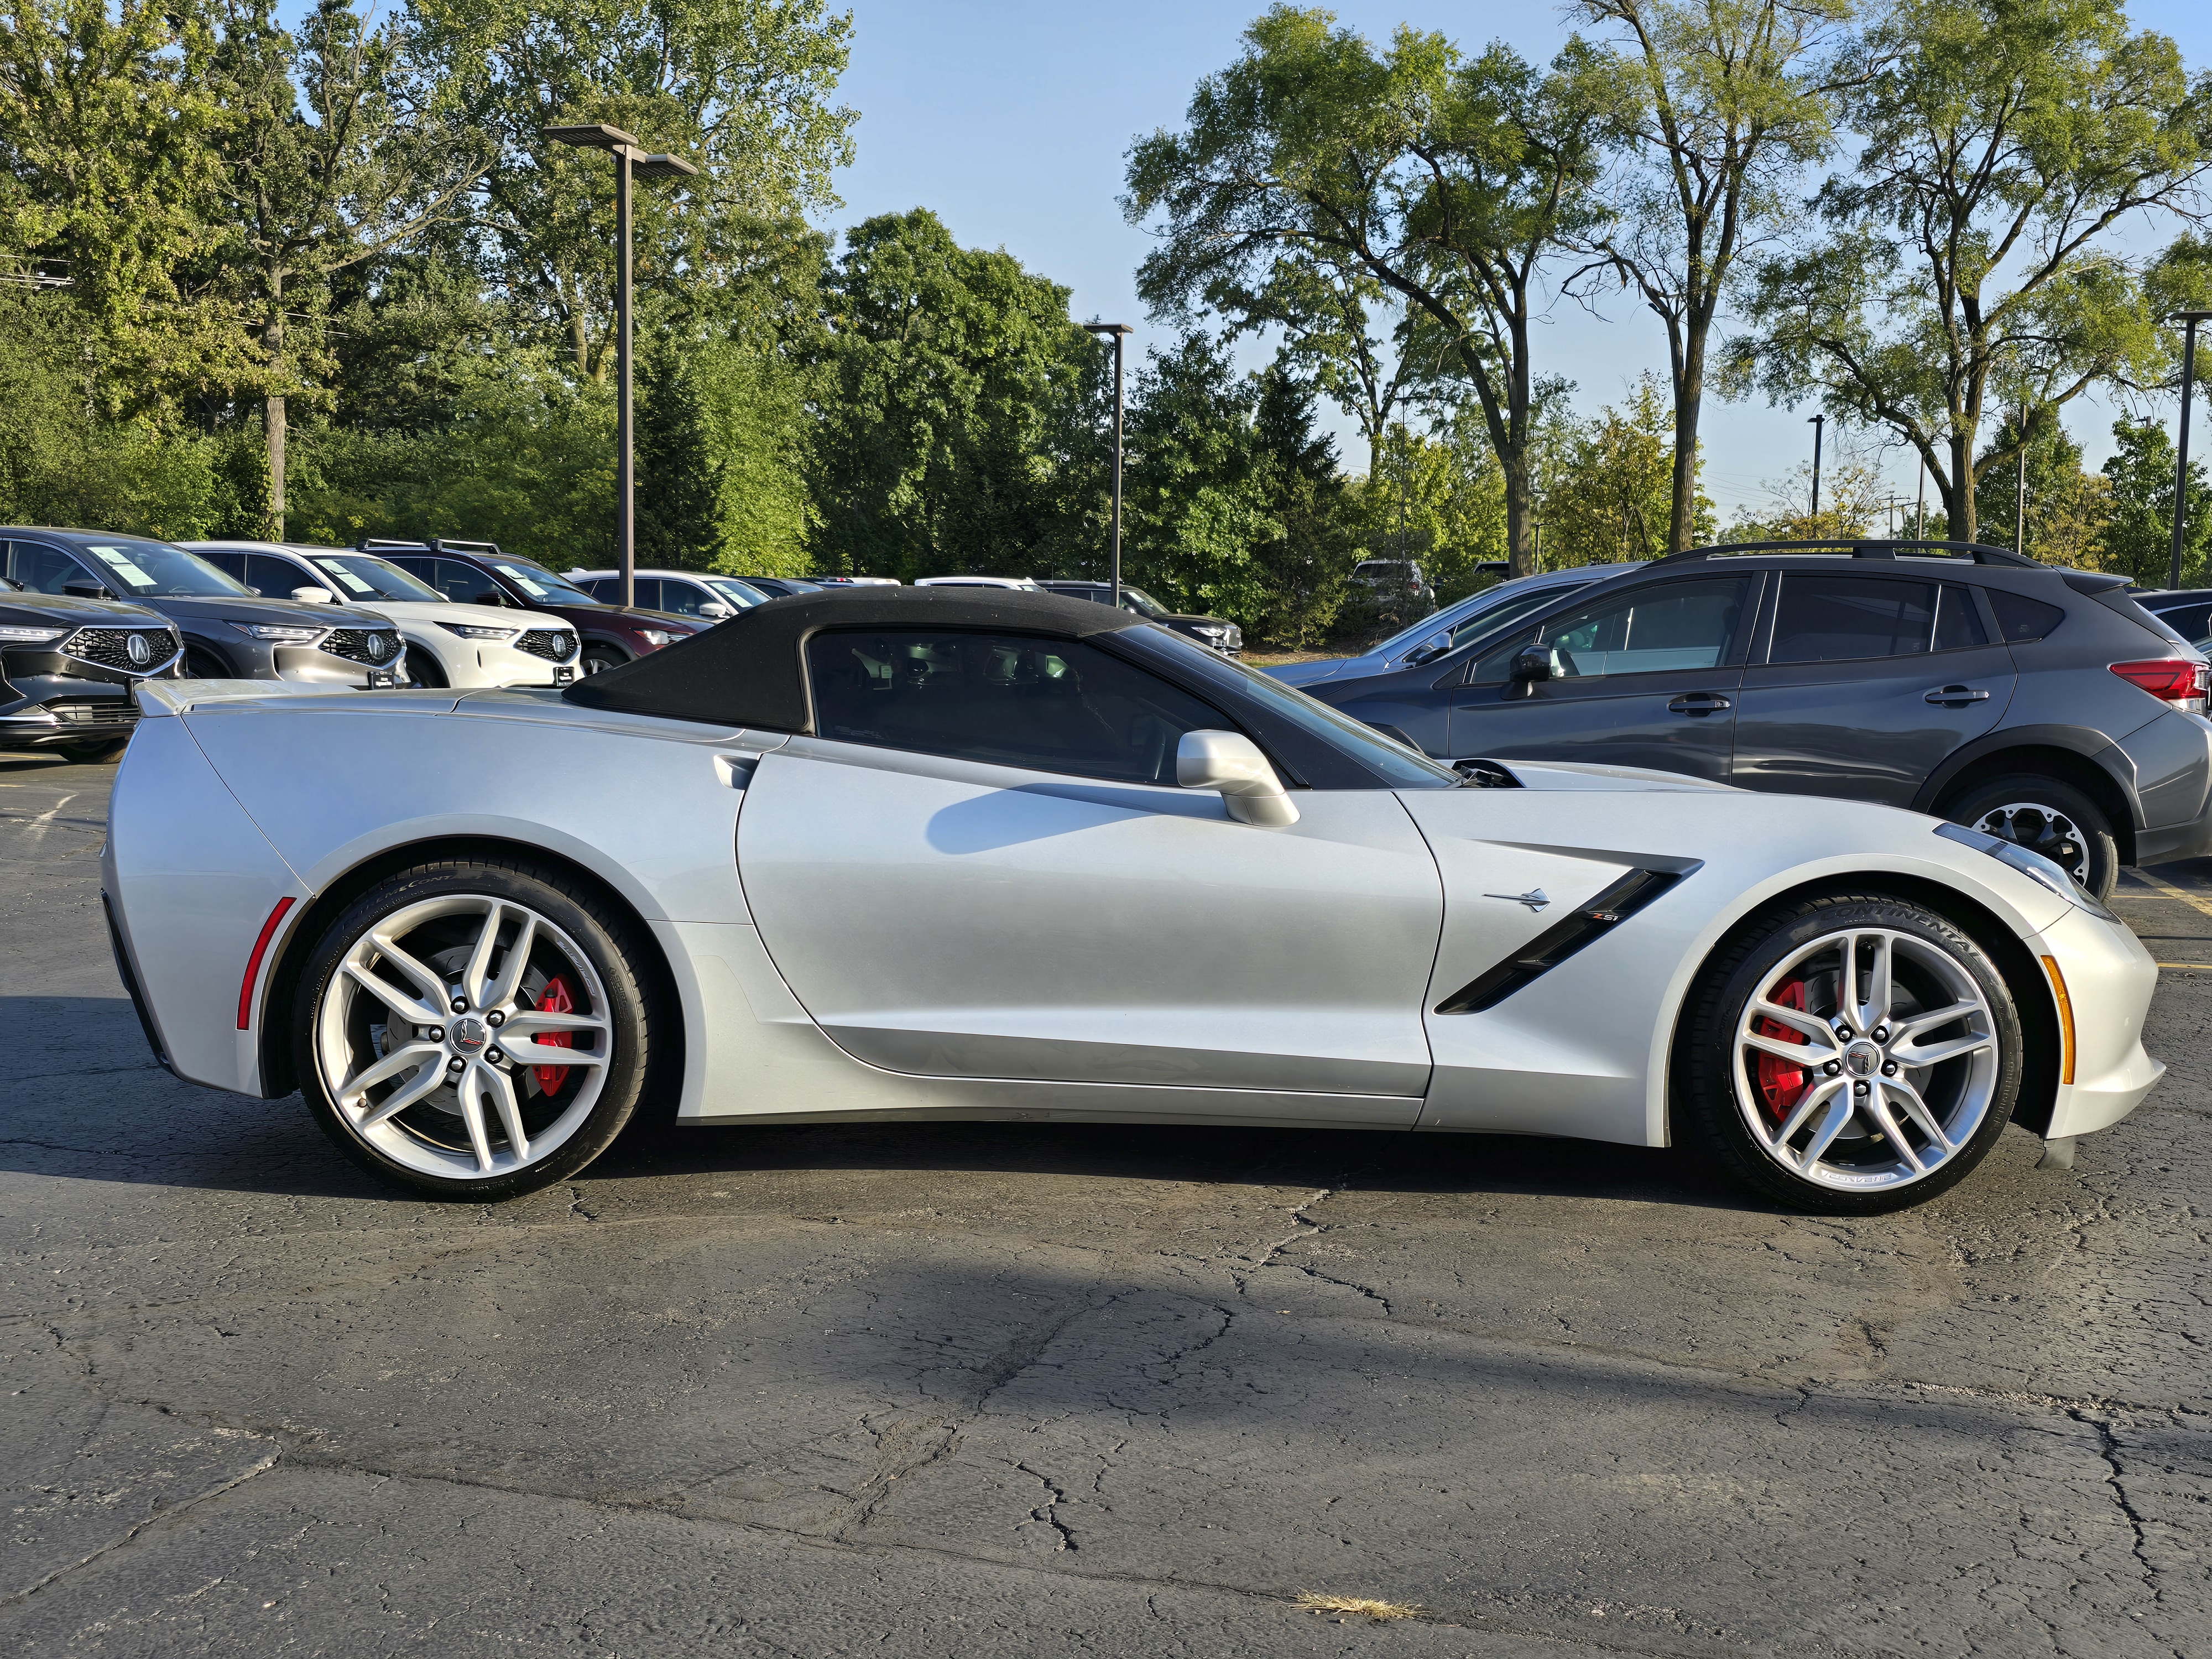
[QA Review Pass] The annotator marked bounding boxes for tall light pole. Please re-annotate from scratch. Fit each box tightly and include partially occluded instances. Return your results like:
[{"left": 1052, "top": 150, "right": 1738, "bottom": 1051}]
[
  {"left": 1083, "top": 323, "right": 1133, "bottom": 609},
  {"left": 1916, "top": 456, "right": 1926, "bottom": 540},
  {"left": 2016, "top": 403, "right": 2030, "bottom": 559},
  {"left": 543, "top": 124, "right": 698, "bottom": 611},
  {"left": 2170, "top": 311, "right": 2212, "bottom": 589},
  {"left": 1808, "top": 414, "right": 1825, "bottom": 524}
]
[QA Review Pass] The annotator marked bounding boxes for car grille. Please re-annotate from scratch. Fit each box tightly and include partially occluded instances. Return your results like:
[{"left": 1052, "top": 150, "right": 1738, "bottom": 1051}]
[
  {"left": 515, "top": 628, "right": 578, "bottom": 662},
  {"left": 46, "top": 698, "right": 138, "bottom": 728},
  {"left": 61, "top": 627, "right": 179, "bottom": 675},
  {"left": 321, "top": 628, "right": 403, "bottom": 666}
]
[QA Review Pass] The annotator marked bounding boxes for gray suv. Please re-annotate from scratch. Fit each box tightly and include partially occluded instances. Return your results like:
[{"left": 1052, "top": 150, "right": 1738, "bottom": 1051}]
[
  {"left": 1306, "top": 540, "right": 2212, "bottom": 899},
  {"left": 1, "top": 529, "right": 405, "bottom": 686}
]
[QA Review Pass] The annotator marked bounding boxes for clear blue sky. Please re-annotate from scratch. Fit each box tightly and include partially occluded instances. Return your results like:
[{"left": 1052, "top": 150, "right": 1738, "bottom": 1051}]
[{"left": 824, "top": 1, "right": 2212, "bottom": 519}]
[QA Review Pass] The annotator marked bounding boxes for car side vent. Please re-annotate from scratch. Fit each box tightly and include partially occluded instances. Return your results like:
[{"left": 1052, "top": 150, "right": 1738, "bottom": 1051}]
[{"left": 1434, "top": 868, "right": 1685, "bottom": 1015}]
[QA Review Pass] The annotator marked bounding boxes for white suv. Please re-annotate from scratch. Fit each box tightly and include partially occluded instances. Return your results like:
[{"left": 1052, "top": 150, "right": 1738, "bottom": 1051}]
[{"left": 187, "top": 542, "right": 581, "bottom": 688}]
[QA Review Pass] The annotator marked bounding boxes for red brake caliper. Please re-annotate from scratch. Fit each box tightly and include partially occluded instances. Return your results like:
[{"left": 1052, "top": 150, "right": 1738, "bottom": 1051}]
[
  {"left": 532, "top": 975, "right": 575, "bottom": 1096},
  {"left": 1754, "top": 978, "right": 1812, "bottom": 1120}
]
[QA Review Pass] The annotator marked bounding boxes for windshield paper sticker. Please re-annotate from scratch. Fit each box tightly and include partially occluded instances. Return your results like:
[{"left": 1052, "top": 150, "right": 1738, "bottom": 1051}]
[
  {"left": 316, "top": 560, "right": 375, "bottom": 594},
  {"left": 494, "top": 564, "right": 549, "bottom": 597},
  {"left": 88, "top": 547, "right": 155, "bottom": 587}
]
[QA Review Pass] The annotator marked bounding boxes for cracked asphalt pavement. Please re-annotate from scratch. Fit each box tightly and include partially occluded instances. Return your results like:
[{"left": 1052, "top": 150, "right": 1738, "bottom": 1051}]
[{"left": 4, "top": 752, "right": 2210, "bottom": 1657}]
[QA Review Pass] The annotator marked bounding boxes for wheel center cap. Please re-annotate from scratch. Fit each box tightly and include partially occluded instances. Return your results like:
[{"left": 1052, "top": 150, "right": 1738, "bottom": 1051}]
[
  {"left": 451, "top": 1016, "right": 488, "bottom": 1054},
  {"left": 1843, "top": 1040, "right": 1882, "bottom": 1078}
]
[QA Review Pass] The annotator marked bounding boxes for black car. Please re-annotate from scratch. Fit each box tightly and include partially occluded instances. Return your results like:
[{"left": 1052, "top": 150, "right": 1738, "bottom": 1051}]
[
  {"left": 1305, "top": 539, "right": 2212, "bottom": 899},
  {"left": 0, "top": 577, "right": 180, "bottom": 761},
  {"left": 1039, "top": 581, "right": 1243, "bottom": 657},
  {"left": 1, "top": 528, "right": 404, "bottom": 686},
  {"left": 364, "top": 539, "right": 708, "bottom": 675},
  {"left": 2129, "top": 588, "right": 2212, "bottom": 648}
]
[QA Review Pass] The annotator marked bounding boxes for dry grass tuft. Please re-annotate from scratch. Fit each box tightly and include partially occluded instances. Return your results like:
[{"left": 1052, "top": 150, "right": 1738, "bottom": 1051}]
[{"left": 1292, "top": 1591, "right": 1423, "bottom": 1620}]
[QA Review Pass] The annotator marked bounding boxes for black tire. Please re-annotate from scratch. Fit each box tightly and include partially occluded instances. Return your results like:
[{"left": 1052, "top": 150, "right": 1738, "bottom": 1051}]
[
  {"left": 292, "top": 855, "right": 655, "bottom": 1200},
  {"left": 1942, "top": 774, "right": 2119, "bottom": 902},
  {"left": 581, "top": 647, "right": 626, "bottom": 676},
  {"left": 184, "top": 646, "right": 232, "bottom": 679},
  {"left": 404, "top": 649, "right": 448, "bottom": 689},
  {"left": 58, "top": 739, "right": 128, "bottom": 764},
  {"left": 1677, "top": 893, "right": 2022, "bottom": 1214}
]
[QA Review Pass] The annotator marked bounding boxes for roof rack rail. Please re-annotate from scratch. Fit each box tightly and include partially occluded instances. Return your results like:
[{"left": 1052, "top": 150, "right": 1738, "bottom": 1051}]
[
  {"left": 1652, "top": 538, "right": 2039, "bottom": 568},
  {"left": 354, "top": 536, "right": 506, "bottom": 556}
]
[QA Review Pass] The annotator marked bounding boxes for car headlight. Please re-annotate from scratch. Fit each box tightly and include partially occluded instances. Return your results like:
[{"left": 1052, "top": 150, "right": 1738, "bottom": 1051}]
[
  {"left": 228, "top": 620, "right": 325, "bottom": 643},
  {"left": 0, "top": 625, "right": 66, "bottom": 643},
  {"left": 639, "top": 628, "right": 676, "bottom": 647},
  {"left": 1934, "top": 822, "right": 2117, "bottom": 921},
  {"left": 435, "top": 621, "right": 519, "bottom": 641}
]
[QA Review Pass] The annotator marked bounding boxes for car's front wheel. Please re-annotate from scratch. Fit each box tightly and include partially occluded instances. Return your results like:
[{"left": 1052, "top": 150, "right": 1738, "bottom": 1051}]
[
  {"left": 293, "top": 857, "right": 655, "bottom": 1199},
  {"left": 1678, "top": 894, "right": 2022, "bottom": 1213},
  {"left": 581, "top": 648, "right": 626, "bottom": 676},
  {"left": 58, "top": 739, "right": 129, "bottom": 764}
]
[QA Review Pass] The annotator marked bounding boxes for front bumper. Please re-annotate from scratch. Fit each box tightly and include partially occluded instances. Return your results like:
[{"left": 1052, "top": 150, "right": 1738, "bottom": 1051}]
[
  {"left": 0, "top": 676, "right": 141, "bottom": 749},
  {"left": 2031, "top": 902, "right": 2164, "bottom": 1141}
]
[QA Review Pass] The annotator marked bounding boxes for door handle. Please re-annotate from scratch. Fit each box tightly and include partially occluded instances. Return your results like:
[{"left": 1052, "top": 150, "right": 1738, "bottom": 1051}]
[
  {"left": 1666, "top": 692, "right": 1733, "bottom": 715},
  {"left": 1924, "top": 685, "right": 1991, "bottom": 706}
]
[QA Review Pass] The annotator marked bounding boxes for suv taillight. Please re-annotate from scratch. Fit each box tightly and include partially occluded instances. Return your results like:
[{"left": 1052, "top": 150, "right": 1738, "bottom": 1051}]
[{"left": 2110, "top": 658, "right": 2210, "bottom": 714}]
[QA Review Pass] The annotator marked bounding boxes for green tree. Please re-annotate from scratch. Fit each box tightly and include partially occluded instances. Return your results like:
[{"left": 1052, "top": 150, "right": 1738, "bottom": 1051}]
[
  {"left": 1729, "top": 0, "right": 2212, "bottom": 542},
  {"left": 635, "top": 326, "right": 722, "bottom": 565},
  {"left": 2099, "top": 418, "right": 2212, "bottom": 586},
  {"left": 805, "top": 208, "right": 1103, "bottom": 580},
  {"left": 413, "top": 0, "right": 856, "bottom": 378},
  {"left": 1124, "top": 332, "right": 1277, "bottom": 624},
  {"left": 1571, "top": 0, "right": 1850, "bottom": 552},
  {"left": 1539, "top": 373, "right": 1710, "bottom": 564},
  {"left": 1126, "top": 6, "right": 1610, "bottom": 576}
]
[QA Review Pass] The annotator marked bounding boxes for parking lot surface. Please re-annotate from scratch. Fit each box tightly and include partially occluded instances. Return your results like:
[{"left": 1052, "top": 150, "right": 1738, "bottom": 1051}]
[{"left": 4, "top": 752, "right": 2211, "bottom": 1658}]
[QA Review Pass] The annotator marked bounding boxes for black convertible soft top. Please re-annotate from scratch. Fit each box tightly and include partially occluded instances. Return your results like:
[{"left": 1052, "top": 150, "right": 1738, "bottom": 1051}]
[{"left": 562, "top": 586, "right": 1140, "bottom": 731}]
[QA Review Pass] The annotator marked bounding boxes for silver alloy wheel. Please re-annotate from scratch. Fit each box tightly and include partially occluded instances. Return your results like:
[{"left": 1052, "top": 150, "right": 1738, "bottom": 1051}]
[
  {"left": 1973, "top": 802, "right": 2088, "bottom": 889},
  {"left": 315, "top": 894, "right": 611, "bottom": 1182},
  {"left": 1732, "top": 927, "right": 2000, "bottom": 1193}
]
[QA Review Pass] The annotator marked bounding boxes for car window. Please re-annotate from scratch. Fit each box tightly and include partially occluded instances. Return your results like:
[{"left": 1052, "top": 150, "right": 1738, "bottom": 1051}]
[
  {"left": 1444, "top": 582, "right": 1591, "bottom": 653},
  {"left": 244, "top": 552, "right": 314, "bottom": 598},
  {"left": 1986, "top": 588, "right": 2067, "bottom": 643},
  {"left": 705, "top": 578, "right": 768, "bottom": 609},
  {"left": 430, "top": 559, "right": 506, "bottom": 606},
  {"left": 309, "top": 554, "right": 444, "bottom": 603},
  {"left": 807, "top": 629, "right": 1231, "bottom": 786},
  {"left": 1770, "top": 575, "right": 1936, "bottom": 664},
  {"left": 1932, "top": 583, "right": 1989, "bottom": 651},
  {"left": 491, "top": 559, "right": 600, "bottom": 606},
  {"left": 4, "top": 541, "right": 86, "bottom": 593},
  {"left": 2151, "top": 601, "right": 2212, "bottom": 641},
  {"left": 656, "top": 579, "right": 718, "bottom": 616},
  {"left": 60, "top": 539, "right": 249, "bottom": 597},
  {"left": 1473, "top": 577, "right": 1748, "bottom": 681}
]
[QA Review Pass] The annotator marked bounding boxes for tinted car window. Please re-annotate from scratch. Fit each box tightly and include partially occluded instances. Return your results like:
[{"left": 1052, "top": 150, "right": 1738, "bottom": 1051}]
[
  {"left": 664, "top": 580, "right": 728, "bottom": 616},
  {"left": 1473, "top": 577, "right": 1747, "bottom": 681},
  {"left": 244, "top": 552, "right": 312, "bottom": 597},
  {"left": 1987, "top": 588, "right": 2067, "bottom": 642},
  {"left": 309, "top": 554, "right": 444, "bottom": 603},
  {"left": 430, "top": 559, "right": 506, "bottom": 606},
  {"left": 807, "top": 629, "right": 1228, "bottom": 786},
  {"left": 8, "top": 541, "right": 90, "bottom": 592},
  {"left": 1770, "top": 576, "right": 1934, "bottom": 664},
  {"left": 2148, "top": 601, "right": 2212, "bottom": 640},
  {"left": 60, "top": 539, "right": 248, "bottom": 597},
  {"left": 1932, "top": 583, "right": 1989, "bottom": 651}
]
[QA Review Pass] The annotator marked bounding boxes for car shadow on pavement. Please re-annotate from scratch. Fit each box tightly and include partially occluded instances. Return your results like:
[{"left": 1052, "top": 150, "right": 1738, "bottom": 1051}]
[{"left": 0, "top": 992, "right": 1766, "bottom": 1211}]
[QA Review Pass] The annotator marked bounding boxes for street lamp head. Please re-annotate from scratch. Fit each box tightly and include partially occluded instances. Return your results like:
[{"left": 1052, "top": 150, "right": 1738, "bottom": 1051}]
[
  {"left": 631, "top": 154, "right": 700, "bottom": 180},
  {"left": 543, "top": 123, "right": 641, "bottom": 151},
  {"left": 2168, "top": 310, "right": 2212, "bottom": 324},
  {"left": 1082, "top": 322, "right": 1134, "bottom": 337}
]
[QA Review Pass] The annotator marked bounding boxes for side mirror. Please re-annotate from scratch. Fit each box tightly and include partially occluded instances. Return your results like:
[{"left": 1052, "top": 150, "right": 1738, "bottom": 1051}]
[
  {"left": 1509, "top": 644, "right": 1562, "bottom": 692},
  {"left": 64, "top": 579, "right": 112, "bottom": 601},
  {"left": 1176, "top": 729, "right": 1299, "bottom": 827},
  {"left": 699, "top": 601, "right": 734, "bottom": 619},
  {"left": 1403, "top": 629, "right": 1453, "bottom": 665},
  {"left": 291, "top": 586, "right": 334, "bottom": 604}
]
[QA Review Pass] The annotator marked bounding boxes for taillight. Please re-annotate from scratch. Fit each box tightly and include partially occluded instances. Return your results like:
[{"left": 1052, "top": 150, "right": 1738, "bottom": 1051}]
[{"left": 2109, "top": 658, "right": 2209, "bottom": 714}]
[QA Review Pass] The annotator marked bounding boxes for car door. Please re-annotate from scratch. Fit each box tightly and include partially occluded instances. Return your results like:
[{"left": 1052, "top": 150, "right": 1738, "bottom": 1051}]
[
  {"left": 1731, "top": 572, "right": 2017, "bottom": 806},
  {"left": 735, "top": 625, "right": 1443, "bottom": 1118},
  {"left": 1444, "top": 574, "right": 1756, "bottom": 780}
]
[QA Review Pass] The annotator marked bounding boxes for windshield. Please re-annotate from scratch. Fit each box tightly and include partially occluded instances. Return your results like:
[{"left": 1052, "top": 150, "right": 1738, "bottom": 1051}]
[
  {"left": 72, "top": 539, "right": 250, "bottom": 598},
  {"left": 310, "top": 553, "right": 444, "bottom": 603},
  {"left": 1134, "top": 625, "right": 1461, "bottom": 788},
  {"left": 1118, "top": 586, "right": 1170, "bottom": 618},
  {"left": 492, "top": 559, "right": 600, "bottom": 606},
  {"left": 1371, "top": 577, "right": 1597, "bottom": 659},
  {"left": 705, "top": 578, "right": 769, "bottom": 609}
]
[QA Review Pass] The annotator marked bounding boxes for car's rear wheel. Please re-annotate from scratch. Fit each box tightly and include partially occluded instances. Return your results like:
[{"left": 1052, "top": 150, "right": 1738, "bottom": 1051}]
[
  {"left": 1942, "top": 774, "right": 2118, "bottom": 901},
  {"left": 293, "top": 858, "right": 654, "bottom": 1199},
  {"left": 1678, "top": 894, "right": 2021, "bottom": 1213}
]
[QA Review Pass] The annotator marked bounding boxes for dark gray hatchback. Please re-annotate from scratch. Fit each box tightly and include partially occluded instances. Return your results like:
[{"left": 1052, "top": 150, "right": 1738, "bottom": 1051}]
[{"left": 1306, "top": 540, "right": 2212, "bottom": 899}]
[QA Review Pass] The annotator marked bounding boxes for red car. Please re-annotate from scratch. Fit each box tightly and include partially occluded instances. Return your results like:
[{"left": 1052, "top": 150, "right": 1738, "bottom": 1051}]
[{"left": 365, "top": 540, "right": 707, "bottom": 675}]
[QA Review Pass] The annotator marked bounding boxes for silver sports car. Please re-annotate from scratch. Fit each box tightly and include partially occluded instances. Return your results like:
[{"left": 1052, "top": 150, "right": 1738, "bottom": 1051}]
[{"left": 102, "top": 588, "right": 2162, "bottom": 1212}]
